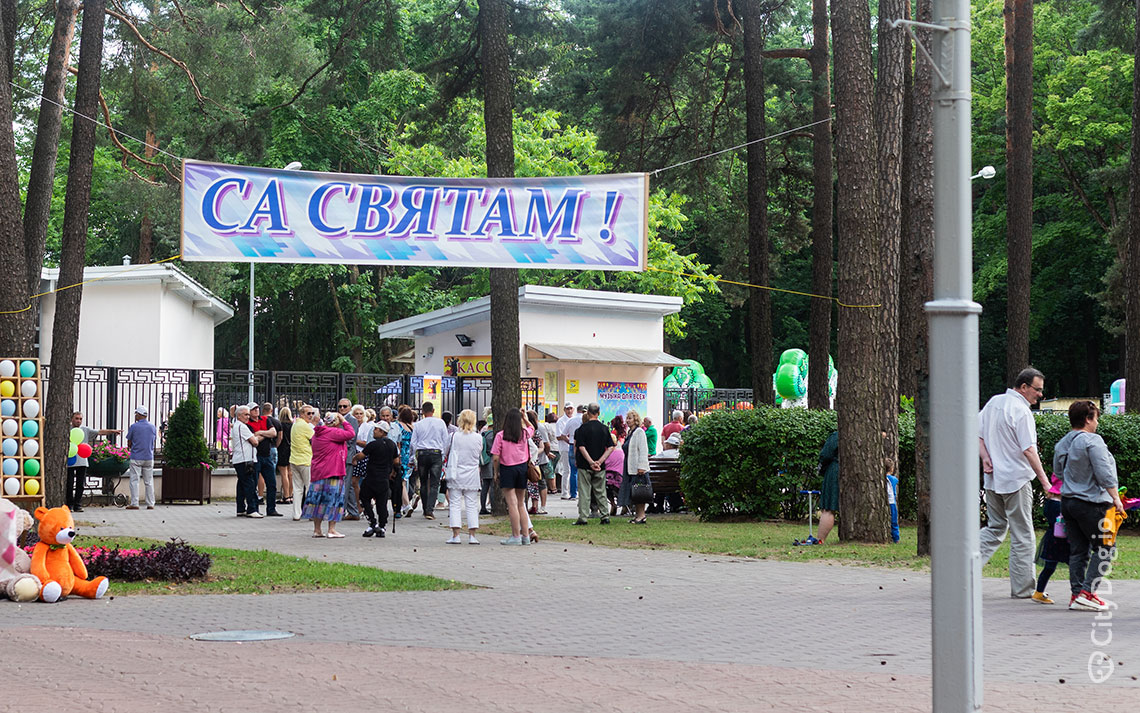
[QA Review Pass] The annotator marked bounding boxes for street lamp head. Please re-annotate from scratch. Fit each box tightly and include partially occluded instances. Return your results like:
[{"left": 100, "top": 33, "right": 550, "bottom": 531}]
[
  {"left": 971, "top": 165, "right": 996, "bottom": 181},
  {"left": 283, "top": 161, "right": 303, "bottom": 171}
]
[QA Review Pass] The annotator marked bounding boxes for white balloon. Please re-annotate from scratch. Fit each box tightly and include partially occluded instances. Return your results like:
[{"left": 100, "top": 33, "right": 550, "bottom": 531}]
[
  {"left": 1, "top": 419, "right": 15, "bottom": 437},
  {"left": 2, "top": 477, "right": 18, "bottom": 496},
  {"left": 21, "top": 399, "right": 39, "bottom": 418},
  {"left": 19, "top": 380, "right": 36, "bottom": 398},
  {"left": 21, "top": 439, "right": 38, "bottom": 457},
  {"left": 0, "top": 361, "right": 13, "bottom": 378}
]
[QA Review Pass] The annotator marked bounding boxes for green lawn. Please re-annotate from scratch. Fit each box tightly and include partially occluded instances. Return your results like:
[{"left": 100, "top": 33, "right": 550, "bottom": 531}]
[
  {"left": 72, "top": 537, "right": 469, "bottom": 596},
  {"left": 485, "top": 515, "right": 1140, "bottom": 579}
]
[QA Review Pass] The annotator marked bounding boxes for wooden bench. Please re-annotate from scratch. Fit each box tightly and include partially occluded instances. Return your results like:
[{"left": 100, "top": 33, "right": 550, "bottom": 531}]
[{"left": 647, "top": 454, "right": 685, "bottom": 512}]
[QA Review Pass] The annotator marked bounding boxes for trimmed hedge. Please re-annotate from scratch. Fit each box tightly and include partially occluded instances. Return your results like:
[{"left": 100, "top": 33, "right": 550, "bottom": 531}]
[
  {"left": 679, "top": 406, "right": 1140, "bottom": 524},
  {"left": 679, "top": 407, "right": 837, "bottom": 520}
]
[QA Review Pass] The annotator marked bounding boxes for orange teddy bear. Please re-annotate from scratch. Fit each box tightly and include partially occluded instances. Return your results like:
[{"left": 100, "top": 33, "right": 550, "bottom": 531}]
[{"left": 31, "top": 505, "right": 109, "bottom": 601}]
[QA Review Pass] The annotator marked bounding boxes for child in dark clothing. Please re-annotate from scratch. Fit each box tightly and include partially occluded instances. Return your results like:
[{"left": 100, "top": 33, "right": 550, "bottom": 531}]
[{"left": 354, "top": 422, "right": 400, "bottom": 537}]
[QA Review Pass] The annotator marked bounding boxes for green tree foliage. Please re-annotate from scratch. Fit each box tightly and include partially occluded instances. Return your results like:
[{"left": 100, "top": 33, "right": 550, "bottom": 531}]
[{"left": 11, "top": 0, "right": 1138, "bottom": 396}]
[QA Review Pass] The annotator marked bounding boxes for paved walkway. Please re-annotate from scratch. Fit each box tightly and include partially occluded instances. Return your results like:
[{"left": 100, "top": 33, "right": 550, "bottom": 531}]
[{"left": 3, "top": 498, "right": 1138, "bottom": 710}]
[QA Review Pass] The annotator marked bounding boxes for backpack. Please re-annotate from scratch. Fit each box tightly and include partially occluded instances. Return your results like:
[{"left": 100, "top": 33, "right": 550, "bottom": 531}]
[{"left": 480, "top": 429, "right": 494, "bottom": 466}]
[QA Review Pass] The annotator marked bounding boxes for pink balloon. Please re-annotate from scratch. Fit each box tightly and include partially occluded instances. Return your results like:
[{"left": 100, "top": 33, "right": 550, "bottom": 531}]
[{"left": 77, "top": 443, "right": 92, "bottom": 458}]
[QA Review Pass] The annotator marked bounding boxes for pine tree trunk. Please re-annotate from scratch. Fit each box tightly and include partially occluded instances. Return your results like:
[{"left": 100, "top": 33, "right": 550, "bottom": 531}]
[
  {"left": 44, "top": 0, "right": 106, "bottom": 507},
  {"left": 1126, "top": 0, "right": 1140, "bottom": 415},
  {"left": 0, "top": 0, "right": 35, "bottom": 355},
  {"left": 742, "top": 0, "right": 771, "bottom": 398},
  {"left": 807, "top": 0, "right": 833, "bottom": 410},
  {"left": 909, "top": 0, "right": 936, "bottom": 555},
  {"left": 23, "top": 0, "right": 80, "bottom": 297},
  {"left": 137, "top": 123, "right": 159, "bottom": 263},
  {"left": 480, "top": 0, "right": 520, "bottom": 517},
  {"left": 832, "top": 0, "right": 888, "bottom": 542},
  {"left": 899, "top": 1, "right": 917, "bottom": 402},
  {"left": 1005, "top": 0, "right": 1033, "bottom": 384},
  {"left": 876, "top": 0, "right": 905, "bottom": 470}
]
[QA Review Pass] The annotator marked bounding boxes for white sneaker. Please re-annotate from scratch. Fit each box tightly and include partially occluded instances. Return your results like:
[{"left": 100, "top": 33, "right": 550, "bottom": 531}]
[
  {"left": 446, "top": 536, "right": 461, "bottom": 544},
  {"left": 246, "top": 512, "right": 264, "bottom": 519},
  {"left": 468, "top": 536, "right": 480, "bottom": 545},
  {"left": 1072, "top": 591, "right": 1109, "bottom": 611}
]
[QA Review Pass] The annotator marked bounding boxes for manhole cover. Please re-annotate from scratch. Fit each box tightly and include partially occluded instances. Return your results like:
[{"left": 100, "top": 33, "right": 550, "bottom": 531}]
[{"left": 189, "top": 630, "right": 296, "bottom": 642}]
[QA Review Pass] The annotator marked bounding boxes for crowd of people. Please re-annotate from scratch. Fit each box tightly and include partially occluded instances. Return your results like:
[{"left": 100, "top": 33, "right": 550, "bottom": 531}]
[{"left": 226, "top": 398, "right": 669, "bottom": 545}]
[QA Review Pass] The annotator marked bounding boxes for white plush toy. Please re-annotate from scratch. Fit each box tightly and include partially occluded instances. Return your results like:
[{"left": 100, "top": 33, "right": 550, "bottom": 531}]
[{"left": 1, "top": 496, "right": 44, "bottom": 602}]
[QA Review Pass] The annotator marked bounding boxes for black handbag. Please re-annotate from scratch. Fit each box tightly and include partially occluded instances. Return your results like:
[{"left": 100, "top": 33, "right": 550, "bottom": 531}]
[{"left": 630, "top": 473, "right": 654, "bottom": 504}]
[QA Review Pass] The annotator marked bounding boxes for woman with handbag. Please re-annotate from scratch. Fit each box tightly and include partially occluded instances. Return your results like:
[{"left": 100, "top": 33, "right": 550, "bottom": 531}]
[
  {"left": 491, "top": 408, "right": 534, "bottom": 545},
  {"left": 618, "top": 409, "right": 651, "bottom": 524},
  {"left": 1055, "top": 400, "right": 1125, "bottom": 611}
]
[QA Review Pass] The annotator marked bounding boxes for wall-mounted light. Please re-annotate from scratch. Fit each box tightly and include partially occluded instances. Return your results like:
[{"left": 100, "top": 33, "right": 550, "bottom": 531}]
[
  {"left": 422, "top": 346, "right": 434, "bottom": 360},
  {"left": 455, "top": 334, "right": 475, "bottom": 347}
]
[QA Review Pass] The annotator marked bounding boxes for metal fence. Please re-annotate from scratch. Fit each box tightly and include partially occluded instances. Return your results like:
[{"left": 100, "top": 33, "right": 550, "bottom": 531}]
[
  {"left": 663, "top": 387, "right": 760, "bottom": 423},
  {"left": 42, "top": 365, "right": 541, "bottom": 457}
]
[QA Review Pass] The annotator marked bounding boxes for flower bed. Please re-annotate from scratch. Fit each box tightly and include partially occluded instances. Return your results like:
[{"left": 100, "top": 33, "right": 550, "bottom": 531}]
[
  {"left": 23, "top": 538, "right": 211, "bottom": 582},
  {"left": 90, "top": 441, "right": 130, "bottom": 463}
]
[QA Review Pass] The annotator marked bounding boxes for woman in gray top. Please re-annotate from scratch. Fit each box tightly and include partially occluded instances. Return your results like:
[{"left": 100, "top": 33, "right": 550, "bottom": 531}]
[{"left": 1055, "top": 400, "right": 1125, "bottom": 612}]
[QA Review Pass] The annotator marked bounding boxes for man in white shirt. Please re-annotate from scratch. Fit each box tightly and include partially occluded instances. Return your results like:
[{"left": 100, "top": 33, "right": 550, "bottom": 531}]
[
  {"left": 555, "top": 402, "right": 573, "bottom": 496},
  {"left": 410, "top": 401, "right": 450, "bottom": 520},
  {"left": 559, "top": 404, "right": 584, "bottom": 499},
  {"left": 230, "top": 405, "right": 262, "bottom": 518},
  {"left": 978, "top": 367, "right": 1052, "bottom": 599}
]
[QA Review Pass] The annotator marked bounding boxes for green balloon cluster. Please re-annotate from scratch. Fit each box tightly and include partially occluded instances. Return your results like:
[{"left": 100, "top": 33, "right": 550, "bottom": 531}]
[
  {"left": 773, "top": 349, "right": 836, "bottom": 405},
  {"left": 664, "top": 359, "right": 714, "bottom": 389}
]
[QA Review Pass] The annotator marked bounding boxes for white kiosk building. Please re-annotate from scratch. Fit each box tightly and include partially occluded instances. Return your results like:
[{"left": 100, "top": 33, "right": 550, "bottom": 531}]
[{"left": 376, "top": 285, "right": 685, "bottom": 427}]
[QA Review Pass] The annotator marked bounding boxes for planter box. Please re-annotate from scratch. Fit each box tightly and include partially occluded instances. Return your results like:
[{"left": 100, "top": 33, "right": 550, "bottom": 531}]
[
  {"left": 88, "top": 459, "right": 130, "bottom": 476},
  {"left": 160, "top": 466, "right": 211, "bottom": 505}
]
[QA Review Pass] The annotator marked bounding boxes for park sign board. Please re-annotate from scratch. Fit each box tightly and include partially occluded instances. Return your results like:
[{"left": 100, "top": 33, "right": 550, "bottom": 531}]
[{"left": 180, "top": 160, "right": 649, "bottom": 271}]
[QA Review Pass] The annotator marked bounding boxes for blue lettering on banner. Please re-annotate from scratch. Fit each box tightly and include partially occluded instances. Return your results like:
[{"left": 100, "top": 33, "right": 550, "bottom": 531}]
[{"left": 181, "top": 160, "right": 648, "bottom": 271}]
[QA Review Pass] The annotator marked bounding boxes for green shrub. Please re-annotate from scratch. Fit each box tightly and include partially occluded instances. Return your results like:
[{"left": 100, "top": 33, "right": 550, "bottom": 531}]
[
  {"left": 679, "top": 407, "right": 1140, "bottom": 525},
  {"left": 163, "top": 388, "right": 213, "bottom": 469},
  {"left": 680, "top": 407, "right": 838, "bottom": 519}
]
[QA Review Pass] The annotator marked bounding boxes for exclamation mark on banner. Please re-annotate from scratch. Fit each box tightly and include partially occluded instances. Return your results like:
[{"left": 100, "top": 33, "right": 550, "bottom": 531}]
[{"left": 599, "top": 191, "right": 623, "bottom": 244}]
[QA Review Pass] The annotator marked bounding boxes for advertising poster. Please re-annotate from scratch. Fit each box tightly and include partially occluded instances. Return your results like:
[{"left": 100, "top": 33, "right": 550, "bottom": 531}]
[
  {"left": 422, "top": 375, "right": 442, "bottom": 406},
  {"left": 544, "top": 371, "right": 559, "bottom": 404},
  {"left": 597, "top": 381, "right": 648, "bottom": 424},
  {"left": 567, "top": 379, "right": 579, "bottom": 395}
]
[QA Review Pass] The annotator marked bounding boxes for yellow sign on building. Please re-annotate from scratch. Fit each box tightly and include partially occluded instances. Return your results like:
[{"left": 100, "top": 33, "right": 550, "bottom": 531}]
[{"left": 444, "top": 356, "right": 493, "bottom": 377}]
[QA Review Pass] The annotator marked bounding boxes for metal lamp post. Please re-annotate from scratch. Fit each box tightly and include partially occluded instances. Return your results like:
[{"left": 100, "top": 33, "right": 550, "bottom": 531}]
[
  {"left": 927, "top": 0, "right": 983, "bottom": 709},
  {"left": 248, "top": 161, "right": 303, "bottom": 402}
]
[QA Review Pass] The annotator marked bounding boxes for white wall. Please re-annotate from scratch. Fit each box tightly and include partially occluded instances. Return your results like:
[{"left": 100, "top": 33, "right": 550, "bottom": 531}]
[
  {"left": 410, "top": 305, "right": 668, "bottom": 432},
  {"left": 40, "top": 282, "right": 162, "bottom": 366},
  {"left": 39, "top": 279, "right": 217, "bottom": 369},
  {"left": 158, "top": 284, "right": 217, "bottom": 368}
]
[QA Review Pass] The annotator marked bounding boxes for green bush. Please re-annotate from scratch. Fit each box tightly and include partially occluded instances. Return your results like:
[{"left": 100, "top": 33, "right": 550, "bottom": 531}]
[
  {"left": 163, "top": 388, "right": 213, "bottom": 469},
  {"left": 679, "top": 407, "right": 838, "bottom": 519},
  {"left": 679, "top": 407, "right": 1140, "bottom": 524}
]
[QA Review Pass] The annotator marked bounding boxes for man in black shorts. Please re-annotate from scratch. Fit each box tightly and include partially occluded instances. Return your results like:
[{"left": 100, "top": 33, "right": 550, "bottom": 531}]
[{"left": 354, "top": 421, "right": 400, "bottom": 538}]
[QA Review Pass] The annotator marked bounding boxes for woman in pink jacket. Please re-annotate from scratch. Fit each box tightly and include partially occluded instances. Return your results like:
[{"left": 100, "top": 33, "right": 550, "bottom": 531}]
[{"left": 303, "top": 412, "right": 356, "bottom": 538}]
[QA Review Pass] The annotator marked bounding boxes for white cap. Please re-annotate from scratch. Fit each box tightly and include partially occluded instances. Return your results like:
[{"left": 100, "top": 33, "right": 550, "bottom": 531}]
[
  {"left": 247, "top": 402, "right": 260, "bottom": 410},
  {"left": 665, "top": 433, "right": 682, "bottom": 446},
  {"left": 134, "top": 405, "right": 148, "bottom": 417},
  {"left": 373, "top": 421, "right": 391, "bottom": 433},
  {"left": 564, "top": 401, "right": 573, "bottom": 408}
]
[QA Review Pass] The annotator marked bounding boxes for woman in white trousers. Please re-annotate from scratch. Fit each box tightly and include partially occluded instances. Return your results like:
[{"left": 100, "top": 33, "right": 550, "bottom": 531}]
[{"left": 443, "top": 409, "right": 484, "bottom": 544}]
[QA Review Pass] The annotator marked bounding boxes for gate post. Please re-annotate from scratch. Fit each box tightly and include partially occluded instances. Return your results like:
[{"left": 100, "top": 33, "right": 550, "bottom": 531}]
[{"left": 106, "top": 366, "right": 118, "bottom": 431}]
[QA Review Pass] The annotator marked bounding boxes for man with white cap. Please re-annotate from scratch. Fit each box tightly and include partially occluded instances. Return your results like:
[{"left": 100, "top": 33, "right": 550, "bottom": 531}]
[
  {"left": 125, "top": 405, "right": 157, "bottom": 509},
  {"left": 354, "top": 420, "right": 399, "bottom": 537}
]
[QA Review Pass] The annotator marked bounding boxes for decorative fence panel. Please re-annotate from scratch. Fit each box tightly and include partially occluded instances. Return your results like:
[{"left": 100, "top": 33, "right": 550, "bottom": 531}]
[
  {"left": 43, "top": 366, "right": 544, "bottom": 457},
  {"left": 664, "top": 387, "right": 759, "bottom": 423}
]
